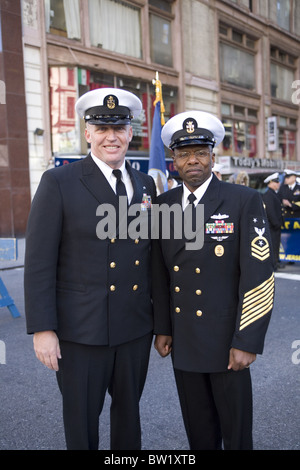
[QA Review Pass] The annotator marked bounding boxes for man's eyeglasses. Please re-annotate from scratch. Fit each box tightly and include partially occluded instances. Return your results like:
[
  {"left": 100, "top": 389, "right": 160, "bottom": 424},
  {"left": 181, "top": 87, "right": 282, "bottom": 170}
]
[{"left": 175, "top": 150, "right": 211, "bottom": 160}]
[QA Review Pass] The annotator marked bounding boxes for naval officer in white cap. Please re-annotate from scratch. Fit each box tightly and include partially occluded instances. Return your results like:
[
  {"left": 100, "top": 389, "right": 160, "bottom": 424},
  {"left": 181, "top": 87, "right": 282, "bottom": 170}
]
[
  {"left": 212, "top": 162, "right": 224, "bottom": 181},
  {"left": 262, "top": 173, "right": 283, "bottom": 269},
  {"left": 152, "top": 110, "right": 274, "bottom": 450},
  {"left": 24, "top": 88, "right": 156, "bottom": 450},
  {"left": 278, "top": 169, "right": 300, "bottom": 218}
]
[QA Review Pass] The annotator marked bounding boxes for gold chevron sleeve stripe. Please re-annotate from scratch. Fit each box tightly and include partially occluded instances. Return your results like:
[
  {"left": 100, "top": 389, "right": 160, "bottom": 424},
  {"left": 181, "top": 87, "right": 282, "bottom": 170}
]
[
  {"left": 242, "top": 282, "right": 274, "bottom": 311},
  {"left": 241, "top": 289, "right": 274, "bottom": 318},
  {"left": 239, "top": 274, "right": 274, "bottom": 331},
  {"left": 240, "top": 296, "right": 274, "bottom": 325},
  {"left": 251, "top": 246, "right": 269, "bottom": 256},
  {"left": 252, "top": 253, "right": 270, "bottom": 261},
  {"left": 239, "top": 303, "right": 273, "bottom": 330},
  {"left": 243, "top": 274, "right": 274, "bottom": 298}
]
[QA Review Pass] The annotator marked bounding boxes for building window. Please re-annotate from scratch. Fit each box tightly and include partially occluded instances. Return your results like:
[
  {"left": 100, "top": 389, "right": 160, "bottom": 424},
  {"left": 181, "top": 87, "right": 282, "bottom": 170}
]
[
  {"left": 149, "top": 1, "right": 173, "bottom": 67},
  {"left": 271, "top": 115, "right": 297, "bottom": 161},
  {"left": 221, "top": 103, "right": 258, "bottom": 158},
  {"left": 88, "top": 0, "right": 141, "bottom": 59},
  {"left": 279, "top": 129, "right": 296, "bottom": 160},
  {"left": 219, "top": 43, "right": 255, "bottom": 90},
  {"left": 149, "top": 14, "right": 172, "bottom": 66},
  {"left": 49, "top": 67, "right": 80, "bottom": 155},
  {"left": 276, "top": 0, "right": 291, "bottom": 31},
  {"left": 270, "top": 64, "right": 294, "bottom": 101},
  {"left": 270, "top": 47, "right": 296, "bottom": 101},
  {"left": 45, "top": 0, "right": 81, "bottom": 40},
  {"left": 219, "top": 24, "right": 256, "bottom": 90},
  {"left": 294, "top": 1, "right": 300, "bottom": 34}
]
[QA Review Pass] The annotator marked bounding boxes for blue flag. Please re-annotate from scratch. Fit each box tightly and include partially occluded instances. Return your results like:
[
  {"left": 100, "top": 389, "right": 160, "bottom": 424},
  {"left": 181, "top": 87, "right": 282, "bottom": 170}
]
[{"left": 148, "top": 101, "right": 168, "bottom": 194}]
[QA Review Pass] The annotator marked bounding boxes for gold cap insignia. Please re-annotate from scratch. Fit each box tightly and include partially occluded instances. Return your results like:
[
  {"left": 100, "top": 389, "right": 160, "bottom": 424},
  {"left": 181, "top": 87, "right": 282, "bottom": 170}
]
[
  {"left": 185, "top": 119, "right": 195, "bottom": 134},
  {"left": 104, "top": 94, "right": 117, "bottom": 110}
]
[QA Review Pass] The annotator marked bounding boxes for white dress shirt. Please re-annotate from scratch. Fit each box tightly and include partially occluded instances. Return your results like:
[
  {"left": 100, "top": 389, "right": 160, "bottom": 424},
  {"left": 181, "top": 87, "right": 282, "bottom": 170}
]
[
  {"left": 91, "top": 153, "right": 134, "bottom": 203},
  {"left": 182, "top": 175, "right": 213, "bottom": 210}
]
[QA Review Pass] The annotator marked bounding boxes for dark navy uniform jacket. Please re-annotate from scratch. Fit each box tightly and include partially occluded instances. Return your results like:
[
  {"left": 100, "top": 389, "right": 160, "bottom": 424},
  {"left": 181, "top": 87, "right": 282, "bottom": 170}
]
[
  {"left": 262, "top": 188, "right": 283, "bottom": 231},
  {"left": 25, "top": 155, "right": 156, "bottom": 346},
  {"left": 152, "top": 175, "right": 274, "bottom": 373},
  {"left": 278, "top": 183, "right": 300, "bottom": 218}
]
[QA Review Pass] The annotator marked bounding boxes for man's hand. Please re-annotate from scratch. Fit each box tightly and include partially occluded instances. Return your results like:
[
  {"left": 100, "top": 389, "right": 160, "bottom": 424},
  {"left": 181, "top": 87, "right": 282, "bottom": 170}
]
[
  {"left": 228, "top": 347, "right": 256, "bottom": 371},
  {"left": 282, "top": 198, "right": 292, "bottom": 207},
  {"left": 33, "top": 331, "right": 61, "bottom": 371},
  {"left": 154, "top": 335, "right": 172, "bottom": 357}
]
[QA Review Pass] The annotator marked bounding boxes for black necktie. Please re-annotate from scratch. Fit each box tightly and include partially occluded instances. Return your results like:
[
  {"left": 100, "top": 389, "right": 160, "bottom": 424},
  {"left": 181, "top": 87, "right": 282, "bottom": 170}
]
[
  {"left": 113, "top": 169, "right": 128, "bottom": 200},
  {"left": 187, "top": 193, "right": 197, "bottom": 231},
  {"left": 113, "top": 169, "right": 128, "bottom": 230},
  {"left": 188, "top": 193, "right": 197, "bottom": 205}
]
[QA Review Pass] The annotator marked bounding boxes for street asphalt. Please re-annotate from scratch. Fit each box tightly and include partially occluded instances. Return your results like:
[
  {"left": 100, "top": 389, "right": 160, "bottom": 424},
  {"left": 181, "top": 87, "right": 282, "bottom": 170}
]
[{"left": 0, "top": 239, "right": 299, "bottom": 451}]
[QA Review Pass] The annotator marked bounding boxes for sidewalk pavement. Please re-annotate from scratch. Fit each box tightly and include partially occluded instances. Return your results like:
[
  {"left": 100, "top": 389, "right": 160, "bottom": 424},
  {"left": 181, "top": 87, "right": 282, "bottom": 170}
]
[{"left": 0, "top": 239, "right": 299, "bottom": 451}]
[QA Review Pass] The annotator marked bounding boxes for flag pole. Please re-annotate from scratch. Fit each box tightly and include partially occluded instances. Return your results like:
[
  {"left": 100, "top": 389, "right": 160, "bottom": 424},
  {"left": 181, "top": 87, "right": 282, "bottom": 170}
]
[
  {"left": 148, "top": 72, "right": 168, "bottom": 194},
  {"left": 152, "top": 72, "right": 165, "bottom": 126}
]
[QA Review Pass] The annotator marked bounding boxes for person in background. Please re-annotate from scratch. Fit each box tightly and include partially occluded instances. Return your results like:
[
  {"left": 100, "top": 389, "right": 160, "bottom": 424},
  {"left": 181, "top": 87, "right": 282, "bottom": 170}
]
[
  {"left": 167, "top": 170, "right": 180, "bottom": 190},
  {"left": 24, "top": 88, "right": 156, "bottom": 450},
  {"left": 278, "top": 169, "right": 300, "bottom": 218},
  {"left": 262, "top": 172, "right": 284, "bottom": 270},
  {"left": 236, "top": 171, "right": 249, "bottom": 186},
  {"left": 152, "top": 110, "right": 274, "bottom": 450},
  {"left": 212, "top": 162, "right": 223, "bottom": 181}
]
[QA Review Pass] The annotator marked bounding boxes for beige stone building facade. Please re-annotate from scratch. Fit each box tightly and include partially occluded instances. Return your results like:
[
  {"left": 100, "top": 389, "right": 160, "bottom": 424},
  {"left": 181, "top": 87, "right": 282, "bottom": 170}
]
[{"left": 1, "top": 0, "right": 300, "bottom": 235}]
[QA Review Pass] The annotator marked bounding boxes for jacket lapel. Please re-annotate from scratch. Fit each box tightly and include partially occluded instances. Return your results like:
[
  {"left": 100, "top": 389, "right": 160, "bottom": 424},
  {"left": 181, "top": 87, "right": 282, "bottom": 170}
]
[
  {"left": 80, "top": 154, "right": 117, "bottom": 207},
  {"left": 200, "top": 174, "right": 223, "bottom": 224},
  {"left": 126, "top": 161, "right": 144, "bottom": 206}
]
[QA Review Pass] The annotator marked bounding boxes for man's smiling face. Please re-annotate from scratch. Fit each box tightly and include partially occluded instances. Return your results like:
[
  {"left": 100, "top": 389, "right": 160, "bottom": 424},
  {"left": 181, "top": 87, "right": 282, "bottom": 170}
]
[{"left": 85, "top": 123, "right": 133, "bottom": 169}]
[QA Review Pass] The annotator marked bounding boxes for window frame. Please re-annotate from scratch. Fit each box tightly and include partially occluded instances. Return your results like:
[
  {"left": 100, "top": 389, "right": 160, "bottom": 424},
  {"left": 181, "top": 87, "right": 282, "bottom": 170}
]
[
  {"left": 87, "top": 0, "right": 143, "bottom": 60},
  {"left": 270, "top": 45, "right": 297, "bottom": 102},
  {"left": 148, "top": 1, "right": 175, "bottom": 68},
  {"left": 221, "top": 102, "right": 259, "bottom": 158},
  {"left": 219, "top": 22, "right": 258, "bottom": 92},
  {"left": 44, "top": 0, "right": 83, "bottom": 44}
]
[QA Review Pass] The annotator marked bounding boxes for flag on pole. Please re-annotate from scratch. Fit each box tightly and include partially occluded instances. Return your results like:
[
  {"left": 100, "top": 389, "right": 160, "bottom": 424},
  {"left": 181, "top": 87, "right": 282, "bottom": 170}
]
[
  {"left": 148, "top": 72, "right": 168, "bottom": 194},
  {"left": 78, "top": 68, "right": 90, "bottom": 86}
]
